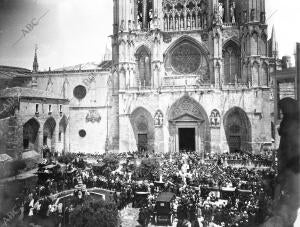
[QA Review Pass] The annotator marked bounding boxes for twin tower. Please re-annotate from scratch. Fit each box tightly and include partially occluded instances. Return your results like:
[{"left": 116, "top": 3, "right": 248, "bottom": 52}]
[{"left": 109, "top": 0, "right": 274, "bottom": 152}]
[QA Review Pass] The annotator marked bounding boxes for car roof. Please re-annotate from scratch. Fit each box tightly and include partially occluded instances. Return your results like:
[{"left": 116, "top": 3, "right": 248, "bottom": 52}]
[{"left": 156, "top": 192, "right": 175, "bottom": 202}]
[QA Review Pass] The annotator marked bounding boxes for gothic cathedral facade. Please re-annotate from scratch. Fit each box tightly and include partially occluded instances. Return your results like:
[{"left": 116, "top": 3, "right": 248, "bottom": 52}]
[{"left": 108, "top": 0, "right": 273, "bottom": 156}]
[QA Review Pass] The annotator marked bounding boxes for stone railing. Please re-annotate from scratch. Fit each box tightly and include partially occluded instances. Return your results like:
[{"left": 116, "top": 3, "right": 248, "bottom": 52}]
[
  {"left": 223, "top": 22, "right": 239, "bottom": 28},
  {"left": 221, "top": 83, "right": 249, "bottom": 90}
]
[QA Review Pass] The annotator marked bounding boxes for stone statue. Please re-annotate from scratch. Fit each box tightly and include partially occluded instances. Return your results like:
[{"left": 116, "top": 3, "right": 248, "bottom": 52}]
[
  {"left": 230, "top": 2, "right": 236, "bottom": 23},
  {"left": 119, "top": 20, "right": 125, "bottom": 32},
  {"left": 169, "top": 17, "right": 173, "bottom": 30},
  {"left": 128, "top": 20, "right": 132, "bottom": 31},
  {"left": 260, "top": 12, "right": 266, "bottom": 23},
  {"left": 243, "top": 10, "right": 247, "bottom": 23},
  {"left": 187, "top": 16, "right": 191, "bottom": 29},
  {"left": 213, "top": 3, "right": 223, "bottom": 25},
  {"left": 154, "top": 110, "right": 163, "bottom": 127},
  {"left": 175, "top": 17, "right": 178, "bottom": 30},
  {"left": 218, "top": 3, "right": 224, "bottom": 22},
  {"left": 203, "top": 13, "right": 207, "bottom": 28},
  {"left": 180, "top": 17, "right": 184, "bottom": 29},
  {"left": 250, "top": 9, "right": 255, "bottom": 21},
  {"left": 191, "top": 16, "right": 195, "bottom": 28},
  {"left": 164, "top": 17, "right": 168, "bottom": 30}
]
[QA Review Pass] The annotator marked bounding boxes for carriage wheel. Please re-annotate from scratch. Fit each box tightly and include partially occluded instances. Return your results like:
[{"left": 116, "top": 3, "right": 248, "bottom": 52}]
[{"left": 169, "top": 214, "right": 173, "bottom": 225}]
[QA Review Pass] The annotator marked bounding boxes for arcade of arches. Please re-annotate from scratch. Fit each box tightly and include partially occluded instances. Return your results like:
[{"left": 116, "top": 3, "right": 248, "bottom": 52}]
[
  {"left": 22, "top": 116, "right": 68, "bottom": 153},
  {"left": 23, "top": 118, "right": 40, "bottom": 151},
  {"left": 129, "top": 96, "right": 252, "bottom": 154}
]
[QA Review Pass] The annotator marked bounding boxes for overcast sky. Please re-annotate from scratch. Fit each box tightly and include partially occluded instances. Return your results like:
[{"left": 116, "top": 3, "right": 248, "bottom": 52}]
[{"left": 0, "top": 0, "right": 299, "bottom": 70}]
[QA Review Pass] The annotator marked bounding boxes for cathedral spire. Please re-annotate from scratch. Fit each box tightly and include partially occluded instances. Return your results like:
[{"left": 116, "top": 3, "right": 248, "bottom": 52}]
[
  {"left": 270, "top": 25, "right": 278, "bottom": 58},
  {"left": 33, "top": 44, "right": 39, "bottom": 72},
  {"left": 103, "top": 44, "right": 112, "bottom": 61}
]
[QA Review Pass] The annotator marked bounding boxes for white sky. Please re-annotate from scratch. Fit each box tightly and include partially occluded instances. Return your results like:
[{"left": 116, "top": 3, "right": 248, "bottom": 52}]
[{"left": 0, "top": 0, "right": 299, "bottom": 70}]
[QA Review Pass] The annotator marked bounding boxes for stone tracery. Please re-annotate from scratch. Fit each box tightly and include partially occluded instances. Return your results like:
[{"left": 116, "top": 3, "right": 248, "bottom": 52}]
[{"left": 163, "top": 0, "right": 208, "bottom": 31}]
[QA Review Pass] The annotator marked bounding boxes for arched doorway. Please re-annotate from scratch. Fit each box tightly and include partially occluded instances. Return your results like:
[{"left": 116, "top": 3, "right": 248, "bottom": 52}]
[
  {"left": 59, "top": 115, "right": 68, "bottom": 153},
  {"left": 130, "top": 107, "right": 155, "bottom": 152},
  {"left": 23, "top": 118, "right": 40, "bottom": 151},
  {"left": 168, "top": 95, "right": 210, "bottom": 153},
  {"left": 43, "top": 117, "right": 56, "bottom": 151},
  {"left": 224, "top": 107, "right": 251, "bottom": 152}
]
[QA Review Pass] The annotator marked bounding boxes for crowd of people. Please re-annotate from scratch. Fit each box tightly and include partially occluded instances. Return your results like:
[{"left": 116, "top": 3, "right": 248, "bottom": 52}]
[{"left": 0, "top": 149, "right": 276, "bottom": 227}]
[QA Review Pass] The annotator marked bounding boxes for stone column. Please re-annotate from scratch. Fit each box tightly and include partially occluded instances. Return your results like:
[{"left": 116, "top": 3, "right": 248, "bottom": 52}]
[
  {"left": 51, "top": 123, "right": 58, "bottom": 153},
  {"left": 38, "top": 129, "right": 43, "bottom": 155}
]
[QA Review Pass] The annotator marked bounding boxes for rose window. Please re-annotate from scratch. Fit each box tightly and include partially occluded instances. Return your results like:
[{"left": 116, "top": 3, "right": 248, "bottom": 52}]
[{"left": 171, "top": 43, "right": 201, "bottom": 74}]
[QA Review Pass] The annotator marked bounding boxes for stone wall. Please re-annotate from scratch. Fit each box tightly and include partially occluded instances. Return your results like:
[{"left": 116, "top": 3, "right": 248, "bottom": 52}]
[
  {"left": 34, "top": 70, "right": 111, "bottom": 154},
  {"left": 118, "top": 88, "right": 272, "bottom": 154}
]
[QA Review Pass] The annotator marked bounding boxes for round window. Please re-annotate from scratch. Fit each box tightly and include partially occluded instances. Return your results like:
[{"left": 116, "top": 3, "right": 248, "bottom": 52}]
[
  {"left": 171, "top": 43, "right": 201, "bottom": 74},
  {"left": 79, "top": 129, "right": 86, "bottom": 138},
  {"left": 73, "top": 85, "right": 87, "bottom": 99}
]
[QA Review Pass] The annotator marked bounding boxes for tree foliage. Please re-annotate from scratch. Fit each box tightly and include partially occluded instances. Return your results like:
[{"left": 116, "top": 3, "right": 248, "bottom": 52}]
[
  {"left": 57, "top": 152, "right": 77, "bottom": 164},
  {"left": 133, "top": 158, "right": 160, "bottom": 181},
  {"left": 70, "top": 198, "right": 120, "bottom": 227},
  {"left": 102, "top": 153, "right": 120, "bottom": 177}
]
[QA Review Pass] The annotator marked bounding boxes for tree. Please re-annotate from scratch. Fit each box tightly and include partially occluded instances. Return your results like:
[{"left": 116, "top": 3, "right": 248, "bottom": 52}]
[
  {"left": 57, "top": 152, "right": 76, "bottom": 164},
  {"left": 102, "top": 153, "right": 120, "bottom": 177},
  {"left": 133, "top": 158, "right": 160, "bottom": 181},
  {"left": 70, "top": 198, "right": 120, "bottom": 227}
]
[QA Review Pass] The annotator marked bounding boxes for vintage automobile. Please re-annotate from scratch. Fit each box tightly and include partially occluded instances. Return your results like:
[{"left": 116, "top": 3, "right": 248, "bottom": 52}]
[{"left": 153, "top": 192, "right": 176, "bottom": 225}]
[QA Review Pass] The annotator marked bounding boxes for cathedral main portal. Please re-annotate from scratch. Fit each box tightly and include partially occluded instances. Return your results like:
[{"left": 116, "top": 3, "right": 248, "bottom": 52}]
[
  {"left": 168, "top": 95, "right": 210, "bottom": 154},
  {"left": 179, "top": 128, "right": 196, "bottom": 152}
]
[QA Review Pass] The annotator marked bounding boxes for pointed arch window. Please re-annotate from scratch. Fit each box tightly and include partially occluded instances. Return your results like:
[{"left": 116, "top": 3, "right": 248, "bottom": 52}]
[
  {"left": 223, "top": 41, "right": 240, "bottom": 84},
  {"left": 136, "top": 46, "right": 151, "bottom": 87}
]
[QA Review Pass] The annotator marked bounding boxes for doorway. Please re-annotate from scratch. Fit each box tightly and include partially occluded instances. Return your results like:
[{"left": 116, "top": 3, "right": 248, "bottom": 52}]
[
  {"left": 179, "top": 128, "right": 195, "bottom": 152},
  {"left": 138, "top": 134, "right": 148, "bottom": 151}
]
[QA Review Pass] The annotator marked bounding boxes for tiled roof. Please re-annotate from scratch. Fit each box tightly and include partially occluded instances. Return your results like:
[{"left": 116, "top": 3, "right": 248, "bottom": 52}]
[
  {"left": 98, "top": 60, "right": 112, "bottom": 70},
  {"left": 54, "top": 62, "right": 101, "bottom": 71},
  {"left": 0, "top": 87, "right": 68, "bottom": 101}
]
